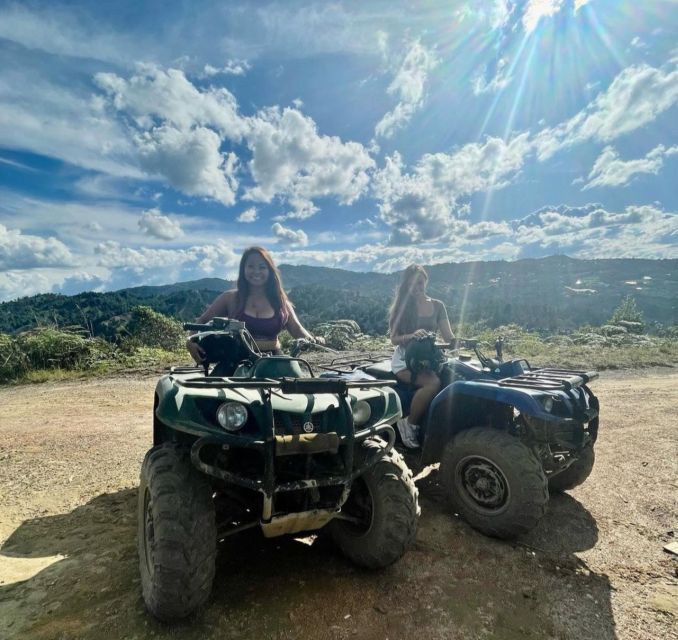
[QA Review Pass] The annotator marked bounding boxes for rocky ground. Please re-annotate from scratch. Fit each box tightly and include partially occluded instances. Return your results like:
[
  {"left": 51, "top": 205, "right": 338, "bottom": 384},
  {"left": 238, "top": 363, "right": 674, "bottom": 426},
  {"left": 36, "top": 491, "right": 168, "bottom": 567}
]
[{"left": 0, "top": 367, "right": 676, "bottom": 640}]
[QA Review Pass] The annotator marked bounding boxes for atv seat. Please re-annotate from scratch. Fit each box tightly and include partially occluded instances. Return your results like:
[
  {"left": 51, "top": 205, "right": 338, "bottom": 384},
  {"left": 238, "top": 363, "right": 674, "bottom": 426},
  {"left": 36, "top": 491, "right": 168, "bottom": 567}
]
[{"left": 362, "top": 361, "right": 397, "bottom": 381}]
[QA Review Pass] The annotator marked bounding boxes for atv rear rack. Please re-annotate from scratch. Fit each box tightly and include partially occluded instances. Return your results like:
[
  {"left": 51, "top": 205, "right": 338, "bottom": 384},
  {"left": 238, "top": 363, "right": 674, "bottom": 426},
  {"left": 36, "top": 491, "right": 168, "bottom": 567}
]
[
  {"left": 495, "top": 368, "right": 598, "bottom": 391},
  {"left": 320, "top": 353, "right": 392, "bottom": 374}
]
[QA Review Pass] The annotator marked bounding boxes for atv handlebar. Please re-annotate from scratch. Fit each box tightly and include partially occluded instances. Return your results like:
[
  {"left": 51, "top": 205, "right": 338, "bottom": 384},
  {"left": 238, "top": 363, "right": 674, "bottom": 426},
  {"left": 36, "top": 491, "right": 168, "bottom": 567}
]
[
  {"left": 184, "top": 322, "right": 213, "bottom": 332},
  {"left": 289, "top": 338, "right": 338, "bottom": 357}
]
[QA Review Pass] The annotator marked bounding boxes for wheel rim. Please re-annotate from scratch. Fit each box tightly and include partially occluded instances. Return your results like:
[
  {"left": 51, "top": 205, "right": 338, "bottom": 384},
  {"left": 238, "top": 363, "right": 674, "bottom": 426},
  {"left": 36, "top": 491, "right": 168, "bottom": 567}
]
[
  {"left": 339, "top": 477, "right": 375, "bottom": 536},
  {"left": 142, "top": 487, "right": 155, "bottom": 576},
  {"left": 455, "top": 455, "right": 510, "bottom": 515}
]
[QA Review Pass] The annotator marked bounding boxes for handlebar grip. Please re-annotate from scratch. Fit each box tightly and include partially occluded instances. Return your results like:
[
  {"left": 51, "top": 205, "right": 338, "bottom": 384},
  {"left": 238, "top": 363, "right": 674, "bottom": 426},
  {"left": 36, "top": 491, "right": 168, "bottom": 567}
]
[{"left": 183, "top": 323, "right": 212, "bottom": 331}]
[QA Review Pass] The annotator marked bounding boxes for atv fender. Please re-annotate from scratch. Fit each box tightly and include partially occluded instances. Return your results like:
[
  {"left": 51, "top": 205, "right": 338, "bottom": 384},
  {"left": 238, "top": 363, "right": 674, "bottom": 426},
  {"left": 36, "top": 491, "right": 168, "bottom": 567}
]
[{"left": 421, "top": 380, "right": 547, "bottom": 466}]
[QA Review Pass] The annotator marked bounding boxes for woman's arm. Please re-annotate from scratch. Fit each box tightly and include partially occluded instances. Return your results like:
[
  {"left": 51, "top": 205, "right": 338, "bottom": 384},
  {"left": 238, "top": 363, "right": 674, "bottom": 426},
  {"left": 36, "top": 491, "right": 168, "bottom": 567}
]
[
  {"left": 285, "top": 305, "right": 315, "bottom": 341},
  {"left": 196, "top": 290, "right": 236, "bottom": 323},
  {"left": 436, "top": 301, "right": 455, "bottom": 344},
  {"left": 391, "top": 326, "right": 429, "bottom": 346},
  {"left": 187, "top": 290, "right": 236, "bottom": 363}
]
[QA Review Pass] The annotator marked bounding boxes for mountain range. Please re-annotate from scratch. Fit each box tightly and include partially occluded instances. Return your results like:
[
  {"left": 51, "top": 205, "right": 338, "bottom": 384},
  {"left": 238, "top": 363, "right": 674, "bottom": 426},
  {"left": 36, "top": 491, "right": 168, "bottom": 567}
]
[{"left": 1, "top": 256, "right": 676, "bottom": 337}]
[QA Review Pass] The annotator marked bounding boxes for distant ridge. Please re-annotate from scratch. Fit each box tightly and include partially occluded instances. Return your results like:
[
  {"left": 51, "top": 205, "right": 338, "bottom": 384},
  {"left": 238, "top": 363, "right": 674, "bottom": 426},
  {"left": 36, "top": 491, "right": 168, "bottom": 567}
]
[{"left": 1, "top": 257, "right": 676, "bottom": 335}]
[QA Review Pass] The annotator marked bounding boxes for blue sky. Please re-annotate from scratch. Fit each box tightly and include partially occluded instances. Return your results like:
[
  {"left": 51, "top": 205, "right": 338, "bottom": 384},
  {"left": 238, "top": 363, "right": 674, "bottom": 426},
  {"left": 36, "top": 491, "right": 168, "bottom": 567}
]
[{"left": 0, "top": 0, "right": 676, "bottom": 301}]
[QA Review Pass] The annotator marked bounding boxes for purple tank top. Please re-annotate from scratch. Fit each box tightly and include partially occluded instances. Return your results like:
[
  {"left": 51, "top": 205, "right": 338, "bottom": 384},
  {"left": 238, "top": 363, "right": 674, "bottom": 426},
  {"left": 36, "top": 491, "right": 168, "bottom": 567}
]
[{"left": 235, "top": 311, "right": 286, "bottom": 340}]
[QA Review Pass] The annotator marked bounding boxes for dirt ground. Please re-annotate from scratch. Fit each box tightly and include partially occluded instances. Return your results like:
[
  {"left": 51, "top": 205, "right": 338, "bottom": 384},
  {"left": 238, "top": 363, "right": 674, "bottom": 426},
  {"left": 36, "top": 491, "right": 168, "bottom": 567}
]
[{"left": 0, "top": 368, "right": 676, "bottom": 640}]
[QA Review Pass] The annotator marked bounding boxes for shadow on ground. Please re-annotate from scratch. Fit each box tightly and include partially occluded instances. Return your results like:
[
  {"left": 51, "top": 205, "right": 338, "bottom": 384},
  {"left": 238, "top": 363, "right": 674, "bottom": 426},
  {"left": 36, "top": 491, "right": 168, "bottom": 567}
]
[{"left": 0, "top": 480, "right": 617, "bottom": 640}]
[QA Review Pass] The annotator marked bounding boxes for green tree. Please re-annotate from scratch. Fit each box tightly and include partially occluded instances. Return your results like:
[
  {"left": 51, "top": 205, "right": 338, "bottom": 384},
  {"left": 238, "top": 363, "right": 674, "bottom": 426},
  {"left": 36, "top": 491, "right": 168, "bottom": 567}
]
[{"left": 610, "top": 295, "right": 644, "bottom": 324}]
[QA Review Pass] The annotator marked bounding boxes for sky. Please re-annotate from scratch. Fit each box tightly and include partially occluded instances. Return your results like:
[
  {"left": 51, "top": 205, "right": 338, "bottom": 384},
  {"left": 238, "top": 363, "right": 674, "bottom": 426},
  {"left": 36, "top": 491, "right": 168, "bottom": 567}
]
[{"left": 0, "top": 0, "right": 677, "bottom": 301}]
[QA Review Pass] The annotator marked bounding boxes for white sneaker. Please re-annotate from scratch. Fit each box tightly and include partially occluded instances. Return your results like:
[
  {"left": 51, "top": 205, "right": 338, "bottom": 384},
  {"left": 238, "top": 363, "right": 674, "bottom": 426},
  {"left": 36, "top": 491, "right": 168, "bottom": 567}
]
[{"left": 396, "top": 418, "right": 420, "bottom": 449}]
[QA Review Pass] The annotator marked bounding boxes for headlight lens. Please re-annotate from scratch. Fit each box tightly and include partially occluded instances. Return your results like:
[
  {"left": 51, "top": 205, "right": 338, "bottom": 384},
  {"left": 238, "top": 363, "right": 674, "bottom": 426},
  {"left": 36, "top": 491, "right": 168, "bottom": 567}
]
[
  {"left": 216, "top": 402, "right": 248, "bottom": 431},
  {"left": 352, "top": 400, "right": 372, "bottom": 426},
  {"left": 542, "top": 396, "right": 554, "bottom": 413}
]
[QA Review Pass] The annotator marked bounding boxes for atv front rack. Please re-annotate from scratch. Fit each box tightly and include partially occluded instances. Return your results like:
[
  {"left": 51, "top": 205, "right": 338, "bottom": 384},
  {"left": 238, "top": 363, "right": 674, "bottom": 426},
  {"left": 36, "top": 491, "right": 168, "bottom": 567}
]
[
  {"left": 494, "top": 368, "right": 598, "bottom": 391},
  {"left": 174, "top": 375, "right": 395, "bottom": 393},
  {"left": 167, "top": 373, "right": 398, "bottom": 524}
]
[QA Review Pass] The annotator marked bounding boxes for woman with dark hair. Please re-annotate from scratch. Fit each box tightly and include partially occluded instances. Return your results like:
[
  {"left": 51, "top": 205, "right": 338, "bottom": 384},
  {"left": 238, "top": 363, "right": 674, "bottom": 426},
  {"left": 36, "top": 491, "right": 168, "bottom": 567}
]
[
  {"left": 389, "top": 264, "right": 455, "bottom": 448},
  {"left": 187, "top": 246, "right": 316, "bottom": 362}
]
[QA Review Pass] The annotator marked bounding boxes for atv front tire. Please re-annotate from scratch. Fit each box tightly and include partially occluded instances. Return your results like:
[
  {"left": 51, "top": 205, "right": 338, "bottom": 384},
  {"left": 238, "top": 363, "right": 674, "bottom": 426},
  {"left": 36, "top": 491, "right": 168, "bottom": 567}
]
[
  {"left": 441, "top": 427, "right": 548, "bottom": 539},
  {"left": 548, "top": 444, "right": 595, "bottom": 492},
  {"left": 138, "top": 443, "right": 217, "bottom": 621},
  {"left": 328, "top": 438, "right": 419, "bottom": 568}
]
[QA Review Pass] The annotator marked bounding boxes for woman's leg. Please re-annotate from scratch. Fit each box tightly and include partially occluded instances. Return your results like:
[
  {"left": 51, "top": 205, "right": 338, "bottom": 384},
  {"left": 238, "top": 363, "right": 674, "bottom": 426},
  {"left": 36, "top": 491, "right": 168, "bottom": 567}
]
[{"left": 407, "top": 370, "right": 441, "bottom": 426}]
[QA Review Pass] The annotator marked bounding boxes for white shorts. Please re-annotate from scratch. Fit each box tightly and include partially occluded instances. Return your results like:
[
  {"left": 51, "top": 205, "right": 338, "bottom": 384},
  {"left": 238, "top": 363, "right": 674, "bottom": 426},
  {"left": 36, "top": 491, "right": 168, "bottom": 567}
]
[{"left": 391, "top": 345, "right": 407, "bottom": 374}]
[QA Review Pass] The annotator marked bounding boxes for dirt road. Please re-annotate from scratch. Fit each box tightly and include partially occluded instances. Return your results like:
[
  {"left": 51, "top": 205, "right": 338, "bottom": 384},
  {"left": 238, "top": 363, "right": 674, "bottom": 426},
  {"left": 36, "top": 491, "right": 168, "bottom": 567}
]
[{"left": 0, "top": 370, "right": 676, "bottom": 640}]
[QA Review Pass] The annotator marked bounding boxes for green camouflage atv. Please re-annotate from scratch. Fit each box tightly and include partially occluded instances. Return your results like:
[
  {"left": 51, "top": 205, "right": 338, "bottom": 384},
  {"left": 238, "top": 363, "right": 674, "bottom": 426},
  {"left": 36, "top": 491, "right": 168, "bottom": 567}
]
[{"left": 138, "top": 318, "right": 419, "bottom": 621}]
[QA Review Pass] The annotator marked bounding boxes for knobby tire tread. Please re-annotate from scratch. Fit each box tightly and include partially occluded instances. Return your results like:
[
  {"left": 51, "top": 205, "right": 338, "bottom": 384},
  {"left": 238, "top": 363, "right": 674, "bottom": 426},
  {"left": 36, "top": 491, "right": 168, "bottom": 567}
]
[{"left": 138, "top": 443, "right": 216, "bottom": 621}]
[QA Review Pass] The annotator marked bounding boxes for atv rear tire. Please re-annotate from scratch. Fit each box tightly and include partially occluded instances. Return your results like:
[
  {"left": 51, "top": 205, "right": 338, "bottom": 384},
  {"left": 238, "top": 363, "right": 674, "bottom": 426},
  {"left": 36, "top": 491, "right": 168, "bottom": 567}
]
[
  {"left": 441, "top": 428, "right": 548, "bottom": 539},
  {"left": 548, "top": 444, "right": 595, "bottom": 492},
  {"left": 328, "top": 438, "right": 419, "bottom": 568},
  {"left": 138, "top": 443, "right": 217, "bottom": 621}
]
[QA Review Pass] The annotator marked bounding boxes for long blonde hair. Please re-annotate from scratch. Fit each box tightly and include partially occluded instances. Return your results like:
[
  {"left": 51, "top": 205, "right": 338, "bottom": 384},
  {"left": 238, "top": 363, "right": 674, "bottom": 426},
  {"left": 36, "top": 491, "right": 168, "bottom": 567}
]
[{"left": 389, "top": 264, "right": 428, "bottom": 335}]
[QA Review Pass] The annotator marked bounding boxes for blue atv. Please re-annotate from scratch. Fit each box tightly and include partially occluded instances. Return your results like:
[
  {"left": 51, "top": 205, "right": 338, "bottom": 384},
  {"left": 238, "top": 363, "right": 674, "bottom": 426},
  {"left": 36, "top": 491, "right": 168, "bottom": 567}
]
[{"left": 321, "top": 337, "right": 599, "bottom": 539}]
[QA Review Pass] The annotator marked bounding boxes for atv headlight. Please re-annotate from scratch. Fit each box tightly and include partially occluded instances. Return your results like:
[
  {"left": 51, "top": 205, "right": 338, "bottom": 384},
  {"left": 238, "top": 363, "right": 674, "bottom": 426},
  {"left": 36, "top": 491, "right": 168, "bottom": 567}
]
[
  {"left": 216, "top": 402, "right": 248, "bottom": 431},
  {"left": 352, "top": 400, "right": 372, "bottom": 427},
  {"left": 542, "top": 396, "right": 554, "bottom": 413}
]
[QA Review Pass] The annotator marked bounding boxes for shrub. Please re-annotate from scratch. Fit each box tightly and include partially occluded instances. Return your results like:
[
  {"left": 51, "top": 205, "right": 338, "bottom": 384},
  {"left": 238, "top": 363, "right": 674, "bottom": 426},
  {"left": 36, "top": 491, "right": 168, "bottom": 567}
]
[
  {"left": 0, "top": 333, "right": 28, "bottom": 382},
  {"left": 125, "top": 306, "right": 185, "bottom": 351},
  {"left": 15, "top": 327, "right": 113, "bottom": 370}
]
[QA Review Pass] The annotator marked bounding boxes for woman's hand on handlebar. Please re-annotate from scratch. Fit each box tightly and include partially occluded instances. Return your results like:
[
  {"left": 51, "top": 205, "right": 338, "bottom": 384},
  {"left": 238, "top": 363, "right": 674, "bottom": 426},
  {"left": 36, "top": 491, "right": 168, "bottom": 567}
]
[{"left": 186, "top": 338, "right": 206, "bottom": 364}]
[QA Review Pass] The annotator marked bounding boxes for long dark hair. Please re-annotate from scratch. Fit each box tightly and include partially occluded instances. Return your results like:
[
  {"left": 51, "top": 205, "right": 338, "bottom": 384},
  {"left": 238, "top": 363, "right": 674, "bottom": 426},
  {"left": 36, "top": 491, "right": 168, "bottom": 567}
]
[
  {"left": 235, "top": 246, "right": 290, "bottom": 321},
  {"left": 389, "top": 264, "right": 428, "bottom": 335}
]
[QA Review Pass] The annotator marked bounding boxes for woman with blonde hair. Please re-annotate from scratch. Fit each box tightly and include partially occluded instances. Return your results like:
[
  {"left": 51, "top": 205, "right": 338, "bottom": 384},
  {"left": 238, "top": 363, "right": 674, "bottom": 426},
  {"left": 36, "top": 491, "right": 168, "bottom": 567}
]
[
  {"left": 187, "top": 246, "right": 317, "bottom": 362},
  {"left": 389, "top": 264, "right": 455, "bottom": 448}
]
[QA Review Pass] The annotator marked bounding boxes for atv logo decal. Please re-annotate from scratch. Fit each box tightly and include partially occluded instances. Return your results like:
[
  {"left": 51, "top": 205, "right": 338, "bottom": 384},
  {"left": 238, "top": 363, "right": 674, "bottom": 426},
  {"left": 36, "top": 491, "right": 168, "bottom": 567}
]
[{"left": 303, "top": 421, "right": 315, "bottom": 433}]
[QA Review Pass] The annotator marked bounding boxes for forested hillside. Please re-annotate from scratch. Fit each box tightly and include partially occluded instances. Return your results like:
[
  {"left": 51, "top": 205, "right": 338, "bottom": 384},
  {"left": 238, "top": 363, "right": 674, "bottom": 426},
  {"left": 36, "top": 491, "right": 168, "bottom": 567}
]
[{"left": 1, "top": 257, "right": 676, "bottom": 336}]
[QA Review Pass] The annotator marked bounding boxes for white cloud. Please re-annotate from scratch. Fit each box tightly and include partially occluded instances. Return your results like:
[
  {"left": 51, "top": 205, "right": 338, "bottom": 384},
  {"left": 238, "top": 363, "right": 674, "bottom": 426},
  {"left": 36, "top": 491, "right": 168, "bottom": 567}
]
[
  {"left": 0, "top": 156, "right": 38, "bottom": 172},
  {"left": 135, "top": 125, "right": 239, "bottom": 206},
  {"left": 271, "top": 222, "right": 309, "bottom": 247},
  {"left": 473, "top": 58, "right": 512, "bottom": 95},
  {"left": 0, "top": 224, "right": 75, "bottom": 269},
  {"left": 535, "top": 62, "right": 678, "bottom": 160},
  {"left": 373, "top": 135, "right": 531, "bottom": 244},
  {"left": 0, "top": 4, "right": 142, "bottom": 64},
  {"left": 245, "top": 107, "right": 374, "bottom": 217},
  {"left": 574, "top": 0, "right": 593, "bottom": 12},
  {"left": 236, "top": 207, "right": 258, "bottom": 223},
  {"left": 96, "top": 67, "right": 375, "bottom": 217},
  {"left": 375, "top": 40, "right": 439, "bottom": 139},
  {"left": 138, "top": 208, "right": 184, "bottom": 240},
  {"left": 95, "top": 65, "right": 247, "bottom": 139},
  {"left": 513, "top": 203, "right": 678, "bottom": 258},
  {"left": 490, "top": 0, "right": 512, "bottom": 30},
  {"left": 582, "top": 144, "right": 678, "bottom": 189},
  {"left": 630, "top": 36, "right": 647, "bottom": 50},
  {"left": 522, "top": 0, "right": 565, "bottom": 34},
  {"left": 0, "top": 66, "right": 141, "bottom": 179},
  {"left": 94, "top": 239, "right": 241, "bottom": 273},
  {"left": 201, "top": 60, "right": 251, "bottom": 77}
]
